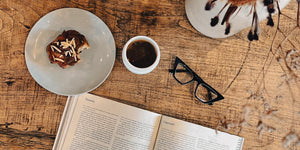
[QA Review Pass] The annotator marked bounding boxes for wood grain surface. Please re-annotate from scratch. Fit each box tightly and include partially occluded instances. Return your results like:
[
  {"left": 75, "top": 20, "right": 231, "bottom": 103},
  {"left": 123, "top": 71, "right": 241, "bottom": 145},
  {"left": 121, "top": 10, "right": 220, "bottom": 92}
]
[{"left": 0, "top": 0, "right": 299, "bottom": 149}]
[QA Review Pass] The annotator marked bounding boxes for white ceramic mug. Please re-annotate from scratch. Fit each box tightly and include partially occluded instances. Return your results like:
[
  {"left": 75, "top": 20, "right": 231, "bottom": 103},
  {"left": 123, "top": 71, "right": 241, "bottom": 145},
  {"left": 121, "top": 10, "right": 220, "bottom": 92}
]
[{"left": 122, "top": 36, "right": 160, "bottom": 74}]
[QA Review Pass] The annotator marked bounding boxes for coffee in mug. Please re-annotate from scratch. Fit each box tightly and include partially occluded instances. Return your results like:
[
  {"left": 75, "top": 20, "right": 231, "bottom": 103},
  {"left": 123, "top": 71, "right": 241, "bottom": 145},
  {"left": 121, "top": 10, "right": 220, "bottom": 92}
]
[
  {"left": 122, "top": 36, "right": 160, "bottom": 74},
  {"left": 126, "top": 40, "right": 157, "bottom": 68}
]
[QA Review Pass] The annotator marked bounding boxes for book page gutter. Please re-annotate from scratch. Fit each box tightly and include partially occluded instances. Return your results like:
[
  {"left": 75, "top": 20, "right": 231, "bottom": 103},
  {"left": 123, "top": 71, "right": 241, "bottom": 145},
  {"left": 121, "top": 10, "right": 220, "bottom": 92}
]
[
  {"left": 60, "top": 93, "right": 161, "bottom": 150},
  {"left": 154, "top": 116, "right": 244, "bottom": 150}
]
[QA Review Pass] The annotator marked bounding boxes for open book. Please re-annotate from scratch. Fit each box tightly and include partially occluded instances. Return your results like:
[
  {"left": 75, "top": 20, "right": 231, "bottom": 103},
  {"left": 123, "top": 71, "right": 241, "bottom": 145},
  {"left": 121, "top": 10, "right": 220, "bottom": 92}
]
[{"left": 53, "top": 93, "right": 244, "bottom": 150}]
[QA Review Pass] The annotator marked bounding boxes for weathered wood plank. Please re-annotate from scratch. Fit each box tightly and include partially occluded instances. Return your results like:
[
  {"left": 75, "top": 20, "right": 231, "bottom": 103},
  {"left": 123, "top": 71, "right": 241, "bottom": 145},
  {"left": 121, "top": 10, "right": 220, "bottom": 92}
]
[{"left": 0, "top": 0, "right": 299, "bottom": 149}]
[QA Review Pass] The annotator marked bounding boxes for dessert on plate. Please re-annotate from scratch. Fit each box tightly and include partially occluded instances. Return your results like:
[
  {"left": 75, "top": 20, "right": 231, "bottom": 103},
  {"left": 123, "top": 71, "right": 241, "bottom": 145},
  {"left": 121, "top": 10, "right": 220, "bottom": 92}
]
[{"left": 46, "top": 30, "right": 90, "bottom": 69}]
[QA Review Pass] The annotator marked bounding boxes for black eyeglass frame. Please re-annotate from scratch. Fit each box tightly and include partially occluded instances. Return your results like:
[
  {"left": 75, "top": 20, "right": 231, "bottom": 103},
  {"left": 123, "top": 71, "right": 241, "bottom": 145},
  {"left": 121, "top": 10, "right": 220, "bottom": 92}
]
[{"left": 169, "top": 57, "right": 224, "bottom": 105}]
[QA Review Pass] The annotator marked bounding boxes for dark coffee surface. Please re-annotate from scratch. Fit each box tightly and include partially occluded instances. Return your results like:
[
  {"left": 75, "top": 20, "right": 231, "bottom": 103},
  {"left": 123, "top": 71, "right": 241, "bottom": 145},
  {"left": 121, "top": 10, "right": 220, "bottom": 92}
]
[{"left": 126, "top": 40, "right": 157, "bottom": 68}]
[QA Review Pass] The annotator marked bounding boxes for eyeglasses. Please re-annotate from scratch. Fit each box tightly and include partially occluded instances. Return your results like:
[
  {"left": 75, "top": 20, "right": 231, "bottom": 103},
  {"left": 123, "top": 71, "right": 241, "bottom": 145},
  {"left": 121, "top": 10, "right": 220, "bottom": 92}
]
[{"left": 169, "top": 57, "right": 224, "bottom": 105}]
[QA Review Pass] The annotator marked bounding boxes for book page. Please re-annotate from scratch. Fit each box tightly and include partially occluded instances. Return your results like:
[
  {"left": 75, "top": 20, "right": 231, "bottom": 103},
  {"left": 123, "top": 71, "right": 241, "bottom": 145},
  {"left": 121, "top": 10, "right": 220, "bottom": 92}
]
[
  {"left": 59, "top": 93, "right": 161, "bottom": 150},
  {"left": 154, "top": 116, "right": 244, "bottom": 150}
]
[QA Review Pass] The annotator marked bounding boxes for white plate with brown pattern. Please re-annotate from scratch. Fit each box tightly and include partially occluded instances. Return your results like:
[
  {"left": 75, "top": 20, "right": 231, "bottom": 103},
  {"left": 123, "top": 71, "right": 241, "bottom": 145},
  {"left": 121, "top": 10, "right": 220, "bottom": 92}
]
[
  {"left": 185, "top": 0, "right": 290, "bottom": 39},
  {"left": 25, "top": 8, "right": 115, "bottom": 96}
]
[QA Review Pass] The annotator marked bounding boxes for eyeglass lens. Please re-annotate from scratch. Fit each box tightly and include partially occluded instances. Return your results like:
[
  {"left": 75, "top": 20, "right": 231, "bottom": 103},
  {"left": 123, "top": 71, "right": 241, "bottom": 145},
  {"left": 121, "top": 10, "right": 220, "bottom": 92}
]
[
  {"left": 195, "top": 83, "right": 218, "bottom": 102},
  {"left": 174, "top": 63, "right": 194, "bottom": 84}
]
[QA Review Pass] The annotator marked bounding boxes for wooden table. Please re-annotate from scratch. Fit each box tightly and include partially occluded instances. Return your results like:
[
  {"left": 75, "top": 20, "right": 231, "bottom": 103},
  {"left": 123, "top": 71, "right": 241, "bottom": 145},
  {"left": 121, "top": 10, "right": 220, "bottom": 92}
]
[{"left": 0, "top": 0, "right": 299, "bottom": 149}]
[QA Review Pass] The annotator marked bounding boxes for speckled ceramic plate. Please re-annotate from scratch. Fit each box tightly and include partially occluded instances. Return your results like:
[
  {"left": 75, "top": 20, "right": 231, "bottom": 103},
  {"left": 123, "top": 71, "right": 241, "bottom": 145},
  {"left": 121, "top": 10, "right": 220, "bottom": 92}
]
[
  {"left": 185, "top": 0, "right": 290, "bottom": 38},
  {"left": 25, "top": 8, "right": 115, "bottom": 96}
]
